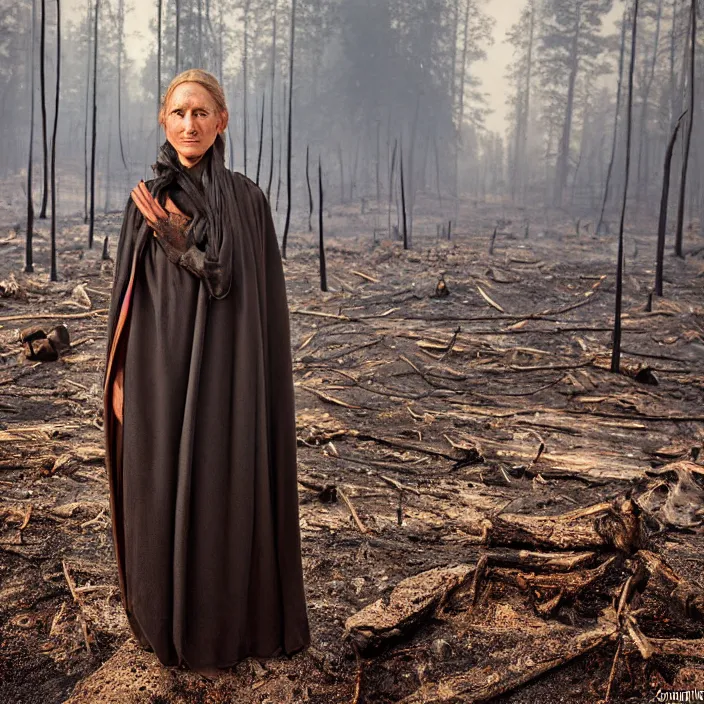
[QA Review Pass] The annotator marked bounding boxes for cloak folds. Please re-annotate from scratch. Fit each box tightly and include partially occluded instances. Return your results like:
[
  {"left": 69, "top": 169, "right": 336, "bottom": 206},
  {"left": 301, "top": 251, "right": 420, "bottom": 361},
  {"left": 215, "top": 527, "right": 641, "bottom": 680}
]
[{"left": 103, "top": 151, "right": 311, "bottom": 669}]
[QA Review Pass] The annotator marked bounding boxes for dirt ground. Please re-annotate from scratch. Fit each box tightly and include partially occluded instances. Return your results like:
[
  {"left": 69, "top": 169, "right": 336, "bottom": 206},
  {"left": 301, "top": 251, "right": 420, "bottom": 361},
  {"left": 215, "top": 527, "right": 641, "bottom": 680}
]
[{"left": 1, "top": 193, "right": 703, "bottom": 704}]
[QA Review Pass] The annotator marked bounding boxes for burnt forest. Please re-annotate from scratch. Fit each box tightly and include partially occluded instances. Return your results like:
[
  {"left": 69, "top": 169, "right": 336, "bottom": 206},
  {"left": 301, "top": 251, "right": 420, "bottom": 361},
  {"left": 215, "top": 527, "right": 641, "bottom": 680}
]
[{"left": 1, "top": 0, "right": 704, "bottom": 702}]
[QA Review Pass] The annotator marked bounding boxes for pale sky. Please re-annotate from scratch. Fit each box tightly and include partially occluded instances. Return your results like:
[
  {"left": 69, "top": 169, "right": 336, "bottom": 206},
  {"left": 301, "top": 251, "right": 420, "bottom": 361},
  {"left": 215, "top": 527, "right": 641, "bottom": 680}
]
[{"left": 66, "top": 0, "right": 626, "bottom": 136}]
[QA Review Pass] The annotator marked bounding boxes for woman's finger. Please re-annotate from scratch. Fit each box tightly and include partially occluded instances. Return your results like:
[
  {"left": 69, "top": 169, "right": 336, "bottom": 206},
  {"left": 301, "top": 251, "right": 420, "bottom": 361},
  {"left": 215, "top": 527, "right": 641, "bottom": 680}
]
[
  {"left": 137, "top": 182, "right": 169, "bottom": 220},
  {"left": 130, "top": 188, "right": 159, "bottom": 225}
]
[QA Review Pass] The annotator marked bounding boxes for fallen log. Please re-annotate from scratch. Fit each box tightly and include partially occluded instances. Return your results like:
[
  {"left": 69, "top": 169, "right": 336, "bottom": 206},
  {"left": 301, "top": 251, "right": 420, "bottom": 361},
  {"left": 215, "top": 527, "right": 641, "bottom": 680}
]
[
  {"left": 484, "top": 548, "right": 597, "bottom": 572},
  {"left": 487, "top": 499, "right": 646, "bottom": 554},
  {"left": 344, "top": 564, "right": 476, "bottom": 655}
]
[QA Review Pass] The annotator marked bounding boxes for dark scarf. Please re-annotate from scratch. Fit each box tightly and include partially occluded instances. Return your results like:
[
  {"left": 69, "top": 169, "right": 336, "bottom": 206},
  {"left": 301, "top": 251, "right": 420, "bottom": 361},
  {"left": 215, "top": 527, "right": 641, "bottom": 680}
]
[{"left": 149, "top": 133, "right": 233, "bottom": 300}]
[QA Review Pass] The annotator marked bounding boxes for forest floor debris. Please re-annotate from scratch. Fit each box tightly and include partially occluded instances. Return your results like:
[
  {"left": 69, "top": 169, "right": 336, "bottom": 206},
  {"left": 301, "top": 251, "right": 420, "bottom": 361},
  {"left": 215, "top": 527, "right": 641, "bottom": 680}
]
[{"left": 1, "top": 199, "right": 703, "bottom": 703}]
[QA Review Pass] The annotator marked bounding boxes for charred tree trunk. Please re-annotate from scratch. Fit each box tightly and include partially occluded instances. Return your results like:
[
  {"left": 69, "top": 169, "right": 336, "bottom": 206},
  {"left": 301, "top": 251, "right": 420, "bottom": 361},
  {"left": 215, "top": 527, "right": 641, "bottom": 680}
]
[
  {"left": 318, "top": 157, "right": 327, "bottom": 292},
  {"left": 407, "top": 97, "right": 421, "bottom": 245},
  {"left": 281, "top": 0, "right": 296, "bottom": 259},
  {"left": 26, "top": 0, "right": 37, "bottom": 273},
  {"left": 400, "top": 145, "right": 408, "bottom": 251},
  {"left": 338, "top": 144, "right": 345, "bottom": 204},
  {"left": 276, "top": 80, "right": 285, "bottom": 211},
  {"left": 597, "top": 10, "right": 628, "bottom": 236},
  {"left": 655, "top": 112, "right": 686, "bottom": 297},
  {"left": 387, "top": 138, "right": 397, "bottom": 240},
  {"left": 117, "top": 0, "right": 127, "bottom": 169},
  {"left": 674, "top": 0, "right": 696, "bottom": 258},
  {"left": 88, "top": 0, "right": 99, "bottom": 249},
  {"left": 83, "top": 0, "right": 91, "bottom": 223},
  {"left": 256, "top": 91, "right": 265, "bottom": 186},
  {"left": 242, "top": 0, "right": 250, "bottom": 176},
  {"left": 39, "top": 0, "right": 48, "bottom": 220},
  {"left": 376, "top": 120, "right": 381, "bottom": 206},
  {"left": 306, "top": 145, "right": 313, "bottom": 232},
  {"left": 612, "top": 0, "right": 639, "bottom": 375},
  {"left": 266, "top": 0, "right": 277, "bottom": 200},
  {"left": 49, "top": 0, "right": 61, "bottom": 281}
]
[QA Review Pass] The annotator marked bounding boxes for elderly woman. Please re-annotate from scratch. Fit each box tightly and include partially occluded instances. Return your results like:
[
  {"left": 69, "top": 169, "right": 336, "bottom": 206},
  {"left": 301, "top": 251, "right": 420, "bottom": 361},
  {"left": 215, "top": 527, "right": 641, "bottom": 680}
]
[{"left": 103, "top": 69, "right": 310, "bottom": 673}]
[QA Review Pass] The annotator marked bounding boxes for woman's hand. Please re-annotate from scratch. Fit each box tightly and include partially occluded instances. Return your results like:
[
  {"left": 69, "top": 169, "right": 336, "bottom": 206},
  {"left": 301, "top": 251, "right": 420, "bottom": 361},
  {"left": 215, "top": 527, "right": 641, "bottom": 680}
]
[
  {"left": 130, "top": 181, "right": 170, "bottom": 227},
  {"left": 131, "top": 181, "right": 191, "bottom": 262}
]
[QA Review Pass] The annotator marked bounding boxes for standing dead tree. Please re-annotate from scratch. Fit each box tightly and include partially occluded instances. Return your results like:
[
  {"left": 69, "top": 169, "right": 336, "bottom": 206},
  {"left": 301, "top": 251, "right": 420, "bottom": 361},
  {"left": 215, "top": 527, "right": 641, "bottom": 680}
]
[
  {"left": 256, "top": 91, "right": 265, "bottom": 186},
  {"left": 26, "top": 0, "right": 37, "bottom": 273},
  {"left": 39, "top": 0, "right": 48, "bottom": 219},
  {"left": 318, "top": 156, "right": 327, "bottom": 292},
  {"left": 612, "top": 0, "right": 639, "bottom": 375},
  {"left": 674, "top": 0, "right": 696, "bottom": 258},
  {"left": 387, "top": 138, "right": 397, "bottom": 240},
  {"left": 88, "top": 0, "right": 100, "bottom": 249},
  {"left": 306, "top": 145, "right": 313, "bottom": 232},
  {"left": 116, "top": 0, "right": 127, "bottom": 169},
  {"left": 655, "top": 112, "right": 686, "bottom": 297},
  {"left": 281, "top": 0, "right": 297, "bottom": 259},
  {"left": 83, "top": 0, "right": 91, "bottom": 223},
  {"left": 400, "top": 144, "right": 408, "bottom": 251},
  {"left": 50, "top": 0, "right": 61, "bottom": 281},
  {"left": 266, "top": 0, "right": 278, "bottom": 201},
  {"left": 242, "top": 0, "right": 250, "bottom": 176}
]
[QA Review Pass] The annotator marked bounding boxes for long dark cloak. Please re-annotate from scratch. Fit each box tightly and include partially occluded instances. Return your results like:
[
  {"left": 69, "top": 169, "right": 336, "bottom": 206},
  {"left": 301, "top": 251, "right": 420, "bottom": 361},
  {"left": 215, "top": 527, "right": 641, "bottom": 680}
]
[{"left": 103, "top": 143, "right": 310, "bottom": 669}]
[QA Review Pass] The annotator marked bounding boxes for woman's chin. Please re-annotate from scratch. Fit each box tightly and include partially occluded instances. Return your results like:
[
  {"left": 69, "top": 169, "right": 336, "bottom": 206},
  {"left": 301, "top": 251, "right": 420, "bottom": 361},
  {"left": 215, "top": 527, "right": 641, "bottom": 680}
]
[{"left": 177, "top": 149, "right": 206, "bottom": 166}]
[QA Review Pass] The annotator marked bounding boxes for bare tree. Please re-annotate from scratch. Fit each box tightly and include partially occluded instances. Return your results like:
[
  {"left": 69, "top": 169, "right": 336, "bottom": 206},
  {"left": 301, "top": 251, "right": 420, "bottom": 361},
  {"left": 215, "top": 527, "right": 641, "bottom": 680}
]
[
  {"left": 655, "top": 111, "right": 686, "bottom": 297},
  {"left": 39, "top": 0, "right": 48, "bottom": 219},
  {"left": 674, "top": 0, "right": 696, "bottom": 258},
  {"left": 117, "top": 0, "right": 127, "bottom": 169},
  {"left": 242, "top": 0, "right": 251, "bottom": 176},
  {"left": 50, "top": 0, "right": 61, "bottom": 281},
  {"left": 256, "top": 91, "right": 265, "bottom": 186},
  {"left": 83, "top": 0, "right": 91, "bottom": 223},
  {"left": 281, "top": 0, "right": 297, "bottom": 259},
  {"left": 612, "top": 0, "right": 639, "bottom": 375},
  {"left": 306, "top": 145, "right": 313, "bottom": 232},
  {"left": 318, "top": 156, "right": 327, "bottom": 292},
  {"left": 266, "top": 0, "right": 278, "bottom": 200},
  {"left": 26, "top": 0, "right": 37, "bottom": 273},
  {"left": 88, "top": 0, "right": 100, "bottom": 249}
]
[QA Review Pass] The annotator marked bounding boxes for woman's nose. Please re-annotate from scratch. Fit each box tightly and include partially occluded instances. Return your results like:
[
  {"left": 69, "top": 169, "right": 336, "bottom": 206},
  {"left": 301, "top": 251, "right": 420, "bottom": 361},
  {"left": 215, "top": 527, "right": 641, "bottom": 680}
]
[{"left": 184, "top": 114, "right": 197, "bottom": 133}]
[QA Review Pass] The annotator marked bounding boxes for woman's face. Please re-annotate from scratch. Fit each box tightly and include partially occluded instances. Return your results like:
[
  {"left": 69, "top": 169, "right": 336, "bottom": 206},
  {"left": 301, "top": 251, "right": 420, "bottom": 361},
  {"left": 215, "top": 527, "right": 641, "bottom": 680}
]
[{"left": 163, "top": 82, "right": 228, "bottom": 168}]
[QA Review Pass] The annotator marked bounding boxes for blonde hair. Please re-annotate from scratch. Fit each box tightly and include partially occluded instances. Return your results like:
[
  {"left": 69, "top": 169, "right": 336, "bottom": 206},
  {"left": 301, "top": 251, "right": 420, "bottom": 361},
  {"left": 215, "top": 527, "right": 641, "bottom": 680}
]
[{"left": 159, "top": 69, "right": 228, "bottom": 126}]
